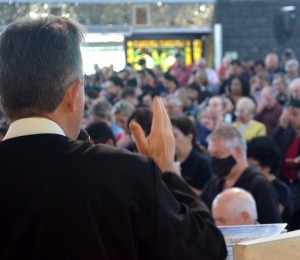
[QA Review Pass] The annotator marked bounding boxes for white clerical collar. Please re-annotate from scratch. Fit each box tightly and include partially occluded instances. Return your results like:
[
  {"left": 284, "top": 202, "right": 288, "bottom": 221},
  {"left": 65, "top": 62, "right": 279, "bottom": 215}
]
[{"left": 3, "top": 117, "right": 66, "bottom": 140}]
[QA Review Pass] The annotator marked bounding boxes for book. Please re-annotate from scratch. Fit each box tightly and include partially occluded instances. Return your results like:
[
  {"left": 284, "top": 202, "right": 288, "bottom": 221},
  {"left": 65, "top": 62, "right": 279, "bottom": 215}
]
[{"left": 218, "top": 224, "right": 287, "bottom": 260}]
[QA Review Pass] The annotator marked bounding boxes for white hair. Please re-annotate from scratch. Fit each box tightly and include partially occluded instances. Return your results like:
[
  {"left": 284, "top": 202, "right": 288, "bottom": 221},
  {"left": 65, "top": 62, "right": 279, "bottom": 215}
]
[
  {"left": 285, "top": 59, "right": 299, "bottom": 71},
  {"left": 112, "top": 101, "right": 134, "bottom": 117},
  {"left": 237, "top": 97, "right": 256, "bottom": 115},
  {"left": 212, "top": 187, "right": 258, "bottom": 222}
]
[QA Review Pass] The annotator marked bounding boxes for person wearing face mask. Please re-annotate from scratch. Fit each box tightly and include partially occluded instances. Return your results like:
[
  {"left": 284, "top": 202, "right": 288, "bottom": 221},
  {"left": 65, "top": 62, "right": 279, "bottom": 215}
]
[{"left": 201, "top": 125, "right": 282, "bottom": 224}]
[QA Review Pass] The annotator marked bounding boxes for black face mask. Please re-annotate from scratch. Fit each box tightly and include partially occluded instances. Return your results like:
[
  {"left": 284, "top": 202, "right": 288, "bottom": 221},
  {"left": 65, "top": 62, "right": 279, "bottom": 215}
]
[{"left": 211, "top": 155, "right": 237, "bottom": 178}]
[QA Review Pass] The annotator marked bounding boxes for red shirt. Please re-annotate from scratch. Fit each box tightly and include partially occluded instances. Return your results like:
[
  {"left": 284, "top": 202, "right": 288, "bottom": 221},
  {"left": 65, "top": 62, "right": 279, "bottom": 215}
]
[{"left": 282, "top": 136, "right": 299, "bottom": 180}]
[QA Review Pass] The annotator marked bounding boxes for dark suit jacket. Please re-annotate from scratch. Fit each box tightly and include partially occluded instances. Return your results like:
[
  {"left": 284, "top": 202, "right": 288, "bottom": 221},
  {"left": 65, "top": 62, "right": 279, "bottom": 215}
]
[{"left": 0, "top": 134, "right": 226, "bottom": 260}]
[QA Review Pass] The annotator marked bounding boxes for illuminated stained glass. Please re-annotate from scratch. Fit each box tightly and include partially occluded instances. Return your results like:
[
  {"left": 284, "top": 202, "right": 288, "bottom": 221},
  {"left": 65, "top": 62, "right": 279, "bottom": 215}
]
[
  {"left": 126, "top": 39, "right": 202, "bottom": 72},
  {"left": 193, "top": 39, "right": 203, "bottom": 61}
]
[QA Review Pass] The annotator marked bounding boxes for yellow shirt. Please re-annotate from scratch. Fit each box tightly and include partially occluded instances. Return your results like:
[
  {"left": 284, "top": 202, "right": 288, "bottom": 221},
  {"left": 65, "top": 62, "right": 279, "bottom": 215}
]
[{"left": 232, "top": 120, "right": 266, "bottom": 141}]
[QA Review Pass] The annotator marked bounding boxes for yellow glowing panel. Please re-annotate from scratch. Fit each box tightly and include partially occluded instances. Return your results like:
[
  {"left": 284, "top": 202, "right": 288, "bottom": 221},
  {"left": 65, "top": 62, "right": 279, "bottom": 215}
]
[
  {"left": 193, "top": 39, "right": 203, "bottom": 62},
  {"left": 126, "top": 39, "right": 196, "bottom": 72}
]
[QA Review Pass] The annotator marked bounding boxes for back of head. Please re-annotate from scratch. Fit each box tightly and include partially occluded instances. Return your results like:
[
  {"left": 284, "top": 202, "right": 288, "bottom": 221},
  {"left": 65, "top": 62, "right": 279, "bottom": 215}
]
[
  {"left": 112, "top": 101, "right": 134, "bottom": 117},
  {"left": 127, "top": 107, "right": 153, "bottom": 136},
  {"left": 0, "top": 16, "right": 84, "bottom": 120},
  {"left": 283, "top": 48, "right": 295, "bottom": 60},
  {"left": 247, "top": 136, "right": 281, "bottom": 176},
  {"left": 164, "top": 73, "right": 178, "bottom": 85},
  {"left": 212, "top": 187, "right": 258, "bottom": 225},
  {"left": 121, "top": 88, "right": 136, "bottom": 100},
  {"left": 187, "top": 82, "right": 201, "bottom": 93},
  {"left": 126, "top": 78, "right": 138, "bottom": 88},
  {"left": 165, "top": 94, "right": 183, "bottom": 106},
  {"left": 254, "top": 60, "right": 265, "bottom": 68},
  {"left": 85, "top": 121, "right": 115, "bottom": 145},
  {"left": 108, "top": 76, "right": 124, "bottom": 89},
  {"left": 89, "top": 98, "right": 112, "bottom": 121}
]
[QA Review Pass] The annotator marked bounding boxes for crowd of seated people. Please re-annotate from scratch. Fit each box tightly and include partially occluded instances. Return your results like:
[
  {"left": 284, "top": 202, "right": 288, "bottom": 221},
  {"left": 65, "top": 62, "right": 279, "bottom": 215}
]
[{"left": 1, "top": 49, "right": 300, "bottom": 230}]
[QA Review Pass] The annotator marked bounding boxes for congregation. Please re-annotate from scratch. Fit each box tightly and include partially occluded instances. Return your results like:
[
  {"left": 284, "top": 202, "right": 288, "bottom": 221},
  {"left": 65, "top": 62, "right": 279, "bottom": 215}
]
[
  {"left": 1, "top": 43, "right": 300, "bottom": 230},
  {"left": 81, "top": 50, "right": 300, "bottom": 230}
]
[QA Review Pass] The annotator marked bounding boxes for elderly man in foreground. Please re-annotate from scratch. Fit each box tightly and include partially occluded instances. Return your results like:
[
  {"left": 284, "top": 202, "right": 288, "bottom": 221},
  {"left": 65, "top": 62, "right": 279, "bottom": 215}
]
[{"left": 212, "top": 187, "right": 258, "bottom": 226}]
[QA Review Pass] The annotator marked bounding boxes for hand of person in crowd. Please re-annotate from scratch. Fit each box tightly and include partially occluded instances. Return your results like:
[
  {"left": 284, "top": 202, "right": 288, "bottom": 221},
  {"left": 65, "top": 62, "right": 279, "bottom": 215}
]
[
  {"left": 250, "top": 82, "right": 260, "bottom": 97},
  {"left": 279, "top": 108, "right": 290, "bottom": 129},
  {"left": 225, "top": 66, "right": 233, "bottom": 80},
  {"left": 256, "top": 97, "right": 267, "bottom": 114},
  {"left": 130, "top": 96, "right": 180, "bottom": 175},
  {"left": 285, "top": 156, "right": 300, "bottom": 166}
]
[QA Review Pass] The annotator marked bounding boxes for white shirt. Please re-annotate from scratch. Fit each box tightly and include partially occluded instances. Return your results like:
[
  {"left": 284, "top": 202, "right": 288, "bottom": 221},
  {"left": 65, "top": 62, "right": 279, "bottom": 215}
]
[{"left": 3, "top": 117, "right": 66, "bottom": 140}]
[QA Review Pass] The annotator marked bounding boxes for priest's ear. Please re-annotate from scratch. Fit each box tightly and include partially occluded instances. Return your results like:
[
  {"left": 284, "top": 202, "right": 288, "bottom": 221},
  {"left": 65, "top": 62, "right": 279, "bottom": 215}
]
[{"left": 64, "top": 79, "right": 81, "bottom": 112}]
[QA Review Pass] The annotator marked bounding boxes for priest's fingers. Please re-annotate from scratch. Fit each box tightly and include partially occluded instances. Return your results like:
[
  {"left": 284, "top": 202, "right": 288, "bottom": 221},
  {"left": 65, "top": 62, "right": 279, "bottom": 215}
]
[
  {"left": 151, "top": 96, "right": 164, "bottom": 134},
  {"left": 129, "top": 121, "right": 148, "bottom": 156}
]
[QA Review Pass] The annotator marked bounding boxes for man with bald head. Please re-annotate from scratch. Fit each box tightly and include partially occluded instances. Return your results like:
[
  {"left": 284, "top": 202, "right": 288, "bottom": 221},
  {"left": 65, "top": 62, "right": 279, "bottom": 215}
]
[{"left": 212, "top": 188, "right": 258, "bottom": 226}]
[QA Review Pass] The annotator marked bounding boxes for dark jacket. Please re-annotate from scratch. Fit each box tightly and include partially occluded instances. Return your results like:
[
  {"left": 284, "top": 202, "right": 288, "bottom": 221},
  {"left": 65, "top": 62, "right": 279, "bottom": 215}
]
[
  {"left": 181, "top": 148, "right": 213, "bottom": 190},
  {"left": 0, "top": 134, "right": 226, "bottom": 260},
  {"left": 201, "top": 167, "right": 282, "bottom": 224}
]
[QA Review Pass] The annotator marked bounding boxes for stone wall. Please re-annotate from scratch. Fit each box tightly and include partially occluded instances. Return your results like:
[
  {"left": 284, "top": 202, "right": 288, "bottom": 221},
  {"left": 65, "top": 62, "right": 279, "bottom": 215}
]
[{"left": 214, "top": 0, "right": 300, "bottom": 60}]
